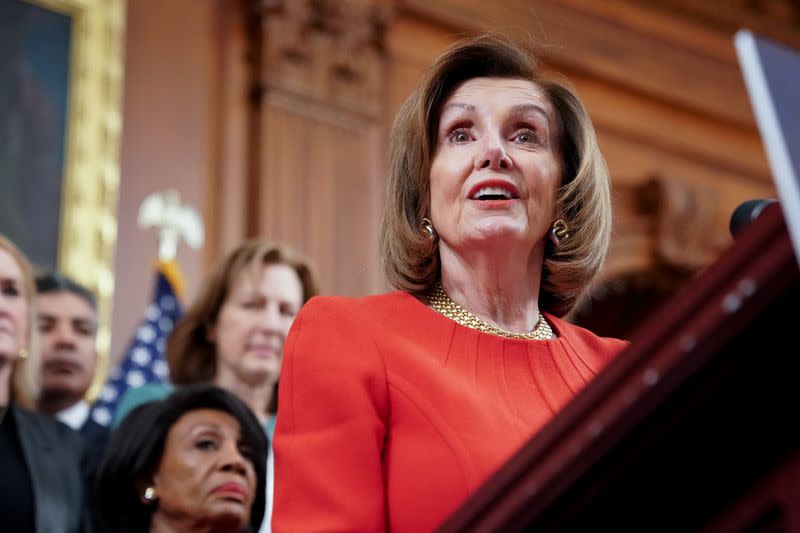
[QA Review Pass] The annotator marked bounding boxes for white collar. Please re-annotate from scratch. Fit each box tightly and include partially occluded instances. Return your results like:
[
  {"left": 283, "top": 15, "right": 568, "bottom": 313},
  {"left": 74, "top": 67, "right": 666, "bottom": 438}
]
[{"left": 56, "top": 400, "right": 90, "bottom": 430}]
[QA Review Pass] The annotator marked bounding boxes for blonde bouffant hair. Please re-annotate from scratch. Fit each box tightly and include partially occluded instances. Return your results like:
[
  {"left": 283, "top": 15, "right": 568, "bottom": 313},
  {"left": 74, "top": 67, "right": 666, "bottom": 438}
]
[
  {"left": 0, "top": 234, "right": 41, "bottom": 407},
  {"left": 379, "top": 34, "right": 612, "bottom": 316}
]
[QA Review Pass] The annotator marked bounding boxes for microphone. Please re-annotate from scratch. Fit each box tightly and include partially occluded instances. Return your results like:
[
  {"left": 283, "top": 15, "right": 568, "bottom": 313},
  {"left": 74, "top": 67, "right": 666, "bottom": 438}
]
[{"left": 729, "top": 198, "right": 778, "bottom": 237}]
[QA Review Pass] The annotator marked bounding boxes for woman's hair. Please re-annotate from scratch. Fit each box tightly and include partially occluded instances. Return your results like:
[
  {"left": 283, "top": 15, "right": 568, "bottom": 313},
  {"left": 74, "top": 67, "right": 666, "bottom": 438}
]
[
  {"left": 0, "top": 234, "right": 40, "bottom": 407},
  {"left": 379, "top": 34, "right": 613, "bottom": 316},
  {"left": 96, "top": 384, "right": 269, "bottom": 533},
  {"left": 167, "top": 240, "right": 318, "bottom": 413}
]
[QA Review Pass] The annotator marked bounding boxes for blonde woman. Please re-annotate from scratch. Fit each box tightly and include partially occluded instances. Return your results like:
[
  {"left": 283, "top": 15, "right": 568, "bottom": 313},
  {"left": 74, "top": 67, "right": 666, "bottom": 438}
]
[{"left": 0, "top": 234, "right": 92, "bottom": 532}]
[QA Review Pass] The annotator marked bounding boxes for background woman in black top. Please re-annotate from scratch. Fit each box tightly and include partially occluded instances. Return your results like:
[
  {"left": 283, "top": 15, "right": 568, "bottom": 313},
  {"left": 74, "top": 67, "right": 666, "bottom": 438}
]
[{"left": 0, "top": 234, "right": 92, "bottom": 533}]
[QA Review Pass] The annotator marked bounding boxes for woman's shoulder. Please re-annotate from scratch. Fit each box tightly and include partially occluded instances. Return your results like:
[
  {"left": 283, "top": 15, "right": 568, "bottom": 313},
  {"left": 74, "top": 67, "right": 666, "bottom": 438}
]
[
  {"left": 299, "top": 291, "right": 422, "bottom": 322},
  {"left": 113, "top": 382, "right": 175, "bottom": 427}
]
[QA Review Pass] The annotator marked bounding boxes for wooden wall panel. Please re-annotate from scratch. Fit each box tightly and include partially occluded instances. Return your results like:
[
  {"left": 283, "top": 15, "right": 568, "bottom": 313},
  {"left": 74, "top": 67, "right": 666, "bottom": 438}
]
[
  {"left": 257, "top": 98, "right": 383, "bottom": 295},
  {"left": 243, "top": 1, "right": 390, "bottom": 297},
  {"left": 208, "top": 0, "right": 250, "bottom": 264},
  {"left": 112, "top": 0, "right": 223, "bottom": 362}
]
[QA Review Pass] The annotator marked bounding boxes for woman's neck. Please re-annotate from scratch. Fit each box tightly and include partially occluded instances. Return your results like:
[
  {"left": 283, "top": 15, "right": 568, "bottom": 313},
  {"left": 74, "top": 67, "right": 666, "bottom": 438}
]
[
  {"left": 214, "top": 369, "right": 274, "bottom": 423},
  {"left": 438, "top": 241, "right": 545, "bottom": 334}
]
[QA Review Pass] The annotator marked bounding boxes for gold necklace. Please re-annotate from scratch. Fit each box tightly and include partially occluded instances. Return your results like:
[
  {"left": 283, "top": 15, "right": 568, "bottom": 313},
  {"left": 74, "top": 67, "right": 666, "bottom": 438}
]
[{"left": 427, "top": 283, "right": 555, "bottom": 340}]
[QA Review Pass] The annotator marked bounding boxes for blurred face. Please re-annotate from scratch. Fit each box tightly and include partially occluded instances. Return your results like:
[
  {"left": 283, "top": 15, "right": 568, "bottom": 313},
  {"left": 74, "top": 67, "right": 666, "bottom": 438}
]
[
  {"left": 37, "top": 291, "right": 98, "bottom": 402},
  {"left": 429, "top": 77, "right": 562, "bottom": 255},
  {"left": 211, "top": 263, "right": 303, "bottom": 385},
  {"left": 0, "top": 248, "right": 28, "bottom": 362},
  {"left": 150, "top": 409, "right": 257, "bottom": 530}
]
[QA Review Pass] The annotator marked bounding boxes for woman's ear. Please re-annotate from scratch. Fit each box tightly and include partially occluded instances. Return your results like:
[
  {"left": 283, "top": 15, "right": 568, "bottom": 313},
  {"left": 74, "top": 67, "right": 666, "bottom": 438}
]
[{"left": 136, "top": 475, "right": 158, "bottom": 505}]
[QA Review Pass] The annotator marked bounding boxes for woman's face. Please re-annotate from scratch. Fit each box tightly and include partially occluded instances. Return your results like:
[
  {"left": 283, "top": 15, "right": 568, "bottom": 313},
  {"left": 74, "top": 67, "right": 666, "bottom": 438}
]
[
  {"left": 429, "top": 77, "right": 562, "bottom": 256},
  {"left": 150, "top": 408, "right": 258, "bottom": 530},
  {"left": 0, "top": 248, "right": 28, "bottom": 362},
  {"left": 211, "top": 263, "right": 304, "bottom": 385}
]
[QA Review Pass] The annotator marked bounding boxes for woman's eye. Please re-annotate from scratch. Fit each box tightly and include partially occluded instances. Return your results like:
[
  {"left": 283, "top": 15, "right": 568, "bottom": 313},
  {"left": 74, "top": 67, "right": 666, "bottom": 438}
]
[
  {"left": 242, "top": 300, "right": 261, "bottom": 310},
  {"left": 1, "top": 285, "right": 20, "bottom": 297},
  {"left": 447, "top": 129, "right": 471, "bottom": 144},
  {"left": 196, "top": 439, "right": 218, "bottom": 450},
  {"left": 279, "top": 303, "right": 297, "bottom": 318},
  {"left": 514, "top": 130, "right": 538, "bottom": 145}
]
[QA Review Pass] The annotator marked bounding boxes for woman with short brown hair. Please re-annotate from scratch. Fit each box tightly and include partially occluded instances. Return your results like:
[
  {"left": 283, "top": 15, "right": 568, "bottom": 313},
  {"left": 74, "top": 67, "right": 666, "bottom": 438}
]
[{"left": 273, "top": 34, "right": 628, "bottom": 532}]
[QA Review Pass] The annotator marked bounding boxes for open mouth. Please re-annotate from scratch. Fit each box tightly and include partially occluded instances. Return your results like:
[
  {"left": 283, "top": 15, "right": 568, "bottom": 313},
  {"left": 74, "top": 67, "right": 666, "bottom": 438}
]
[
  {"left": 468, "top": 181, "right": 520, "bottom": 201},
  {"left": 471, "top": 186, "right": 518, "bottom": 200}
]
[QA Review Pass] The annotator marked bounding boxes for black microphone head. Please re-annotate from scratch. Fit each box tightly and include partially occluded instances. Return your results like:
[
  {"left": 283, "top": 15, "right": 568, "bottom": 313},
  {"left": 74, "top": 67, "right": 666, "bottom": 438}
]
[{"left": 730, "top": 198, "right": 778, "bottom": 237}]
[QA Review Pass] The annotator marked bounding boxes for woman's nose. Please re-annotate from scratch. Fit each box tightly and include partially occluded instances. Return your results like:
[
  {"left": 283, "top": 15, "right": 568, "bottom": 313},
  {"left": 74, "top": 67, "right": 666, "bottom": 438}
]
[
  {"left": 220, "top": 444, "right": 249, "bottom": 475},
  {"left": 259, "top": 304, "right": 283, "bottom": 333},
  {"left": 475, "top": 139, "right": 512, "bottom": 171}
]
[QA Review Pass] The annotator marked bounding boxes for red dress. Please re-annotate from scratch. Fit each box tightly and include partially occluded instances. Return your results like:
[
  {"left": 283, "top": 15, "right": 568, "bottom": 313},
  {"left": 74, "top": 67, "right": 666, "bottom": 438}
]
[{"left": 273, "top": 291, "right": 627, "bottom": 532}]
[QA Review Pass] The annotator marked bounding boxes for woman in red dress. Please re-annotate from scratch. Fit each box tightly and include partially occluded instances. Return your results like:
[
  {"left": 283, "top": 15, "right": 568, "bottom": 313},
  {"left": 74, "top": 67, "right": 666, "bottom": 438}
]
[{"left": 273, "top": 34, "right": 628, "bottom": 533}]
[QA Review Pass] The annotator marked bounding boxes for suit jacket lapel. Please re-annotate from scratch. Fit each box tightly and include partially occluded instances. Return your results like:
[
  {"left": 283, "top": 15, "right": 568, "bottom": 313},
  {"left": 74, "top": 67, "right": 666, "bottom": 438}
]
[{"left": 14, "top": 407, "right": 69, "bottom": 533}]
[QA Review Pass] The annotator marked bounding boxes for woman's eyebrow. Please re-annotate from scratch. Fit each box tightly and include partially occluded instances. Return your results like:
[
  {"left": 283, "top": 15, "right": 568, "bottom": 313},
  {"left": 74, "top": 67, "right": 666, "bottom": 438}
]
[
  {"left": 440, "top": 102, "right": 475, "bottom": 116},
  {"left": 509, "top": 103, "right": 551, "bottom": 127},
  {"left": 183, "top": 423, "right": 224, "bottom": 438}
]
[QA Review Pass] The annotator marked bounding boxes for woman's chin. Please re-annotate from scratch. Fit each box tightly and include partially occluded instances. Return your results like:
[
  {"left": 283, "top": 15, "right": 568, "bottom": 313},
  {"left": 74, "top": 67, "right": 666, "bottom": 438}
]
[
  {"left": 464, "top": 220, "right": 529, "bottom": 245},
  {"left": 207, "top": 512, "right": 250, "bottom": 532},
  {"left": 237, "top": 361, "right": 280, "bottom": 385}
]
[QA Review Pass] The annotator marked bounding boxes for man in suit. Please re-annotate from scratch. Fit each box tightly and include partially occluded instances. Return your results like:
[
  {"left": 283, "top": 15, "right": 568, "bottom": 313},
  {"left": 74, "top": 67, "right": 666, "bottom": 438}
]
[{"left": 35, "top": 272, "right": 109, "bottom": 469}]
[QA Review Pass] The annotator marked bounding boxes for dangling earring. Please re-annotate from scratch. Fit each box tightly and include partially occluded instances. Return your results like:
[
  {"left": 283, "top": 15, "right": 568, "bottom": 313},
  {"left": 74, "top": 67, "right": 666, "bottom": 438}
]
[
  {"left": 143, "top": 487, "right": 157, "bottom": 503},
  {"left": 420, "top": 217, "right": 437, "bottom": 241},
  {"left": 550, "top": 219, "right": 570, "bottom": 248},
  {"left": 18, "top": 348, "right": 29, "bottom": 359}
]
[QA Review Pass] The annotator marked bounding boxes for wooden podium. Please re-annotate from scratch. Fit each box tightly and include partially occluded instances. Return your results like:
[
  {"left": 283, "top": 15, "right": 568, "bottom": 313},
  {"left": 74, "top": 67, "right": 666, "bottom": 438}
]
[{"left": 439, "top": 203, "right": 800, "bottom": 532}]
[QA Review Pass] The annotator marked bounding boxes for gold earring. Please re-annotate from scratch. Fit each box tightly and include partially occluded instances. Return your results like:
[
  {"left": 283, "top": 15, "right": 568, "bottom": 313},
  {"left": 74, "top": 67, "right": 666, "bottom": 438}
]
[
  {"left": 143, "top": 487, "right": 157, "bottom": 502},
  {"left": 420, "top": 217, "right": 437, "bottom": 241},
  {"left": 550, "top": 219, "right": 570, "bottom": 247},
  {"left": 18, "top": 348, "right": 29, "bottom": 359}
]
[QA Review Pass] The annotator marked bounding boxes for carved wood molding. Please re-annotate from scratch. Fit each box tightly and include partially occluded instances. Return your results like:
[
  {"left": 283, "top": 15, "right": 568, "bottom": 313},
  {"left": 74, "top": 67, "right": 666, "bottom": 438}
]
[
  {"left": 255, "top": 0, "right": 394, "bottom": 118},
  {"left": 635, "top": 175, "right": 731, "bottom": 271},
  {"left": 607, "top": 175, "right": 732, "bottom": 293},
  {"left": 645, "top": 0, "right": 800, "bottom": 48},
  {"left": 396, "top": 0, "right": 799, "bottom": 129}
]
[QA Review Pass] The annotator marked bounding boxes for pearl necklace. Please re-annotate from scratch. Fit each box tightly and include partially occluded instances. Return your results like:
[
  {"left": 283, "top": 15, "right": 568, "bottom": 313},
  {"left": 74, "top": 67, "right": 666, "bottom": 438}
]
[{"left": 427, "top": 283, "right": 555, "bottom": 340}]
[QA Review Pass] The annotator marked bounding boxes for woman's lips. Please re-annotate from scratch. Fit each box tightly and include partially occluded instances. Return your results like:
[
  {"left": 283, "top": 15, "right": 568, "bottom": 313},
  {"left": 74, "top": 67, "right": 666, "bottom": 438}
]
[
  {"left": 248, "top": 344, "right": 279, "bottom": 359},
  {"left": 467, "top": 179, "right": 521, "bottom": 200},
  {"left": 213, "top": 481, "right": 249, "bottom": 501}
]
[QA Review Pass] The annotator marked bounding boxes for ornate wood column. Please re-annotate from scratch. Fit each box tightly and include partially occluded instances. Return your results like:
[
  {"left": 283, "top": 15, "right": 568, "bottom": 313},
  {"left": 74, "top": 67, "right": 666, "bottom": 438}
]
[{"left": 246, "top": 0, "right": 392, "bottom": 295}]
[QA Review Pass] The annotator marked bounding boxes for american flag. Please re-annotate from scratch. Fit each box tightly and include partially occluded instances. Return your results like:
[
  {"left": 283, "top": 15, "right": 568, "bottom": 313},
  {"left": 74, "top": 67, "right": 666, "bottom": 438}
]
[{"left": 89, "top": 262, "right": 183, "bottom": 427}]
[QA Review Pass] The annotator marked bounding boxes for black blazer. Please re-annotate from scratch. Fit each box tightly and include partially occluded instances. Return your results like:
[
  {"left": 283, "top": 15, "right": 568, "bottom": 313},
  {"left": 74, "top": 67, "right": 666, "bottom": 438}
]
[
  {"left": 13, "top": 406, "right": 93, "bottom": 533},
  {"left": 80, "top": 416, "right": 110, "bottom": 475}
]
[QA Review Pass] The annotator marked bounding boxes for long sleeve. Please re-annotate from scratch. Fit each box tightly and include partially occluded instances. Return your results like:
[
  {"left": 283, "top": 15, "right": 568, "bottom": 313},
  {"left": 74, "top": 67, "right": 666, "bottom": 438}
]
[{"left": 273, "top": 296, "right": 390, "bottom": 533}]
